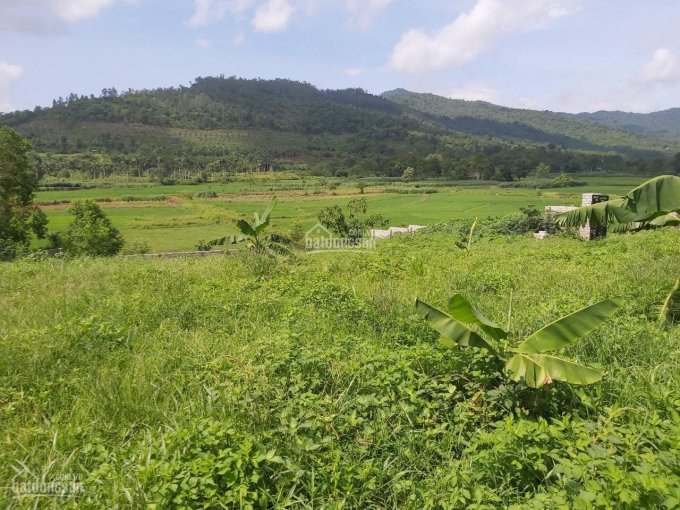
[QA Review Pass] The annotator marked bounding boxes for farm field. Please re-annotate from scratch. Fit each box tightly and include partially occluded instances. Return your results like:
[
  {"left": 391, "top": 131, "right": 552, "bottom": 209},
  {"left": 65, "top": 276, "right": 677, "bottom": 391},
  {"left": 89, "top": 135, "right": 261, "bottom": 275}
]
[
  {"left": 1, "top": 228, "right": 678, "bottom": 507},
  {"left": 36, "top": 175, "right": 649, "bottom": 252}
]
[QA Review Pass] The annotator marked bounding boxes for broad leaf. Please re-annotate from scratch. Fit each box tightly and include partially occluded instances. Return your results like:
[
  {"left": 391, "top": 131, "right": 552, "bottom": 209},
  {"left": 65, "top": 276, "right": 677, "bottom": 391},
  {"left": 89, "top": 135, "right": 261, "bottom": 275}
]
[
  {"left": 557, "top": 175, "right": 680, "bottom": 228},
  {"left": 505, "top": 353, "right": 548, "bottom": 388},
  {"left": 255, "top": 198, "right": 277, "bottom": 233},
  {"left": 648, "top": 211, "right": 680, "bottom": 227},
  {"left": 416, "top": 299, "right": 496, "bottom": 353},
  {"left": 622, "top": 175, "right": 680, "bottom": 217},
  {"left": 236, "top": 219, "right": 257, "bottom": 237},
  {"left": 517, "top": 297, "right": 624, "bottom": 353},
  {"left": 447, "top": 294, "right": 508, "bottom": 341},
  {"left": 506, "top": 353, "right": 602, "bottom": 388},
  {"left": 556, "top": 199, "right": 631, "bottom": 228}
]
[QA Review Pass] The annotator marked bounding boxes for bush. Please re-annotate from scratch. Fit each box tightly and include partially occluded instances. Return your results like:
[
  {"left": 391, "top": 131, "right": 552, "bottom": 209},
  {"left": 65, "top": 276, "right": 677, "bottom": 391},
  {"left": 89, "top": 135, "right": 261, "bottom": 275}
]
[
  {"left": 426, "top": 206, "right": 558, "bottom": 239},
  {"left": 61, "top": 200, "right": 124, "bottom": 256},
  {"left": 120, "top": 195, "right": 166, "bottom": 202},
  {"left": 194, "top": 191, "right": 219, "bottom": 199}
]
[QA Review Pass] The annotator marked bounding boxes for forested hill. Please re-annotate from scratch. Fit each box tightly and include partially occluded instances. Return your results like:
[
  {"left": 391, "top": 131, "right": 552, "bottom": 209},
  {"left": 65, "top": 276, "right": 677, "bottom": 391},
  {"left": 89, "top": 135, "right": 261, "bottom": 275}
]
[
  {"left": 574, "top": 109, "right": 680, "bottom": 140},
  {"left": 382, "top": 89, "right": 678, "bottom": 156},
  {"left": 0, "top": 76, "right": 678, "bottom": 180}
]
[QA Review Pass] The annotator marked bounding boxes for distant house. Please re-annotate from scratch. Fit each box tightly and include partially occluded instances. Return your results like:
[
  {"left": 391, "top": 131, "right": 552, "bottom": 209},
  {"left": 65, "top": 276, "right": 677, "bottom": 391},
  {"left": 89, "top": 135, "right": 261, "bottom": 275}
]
[
  {"left": 371, "top": 225, "right": 426, "bottom": 239},
  {"left": 545, "top": 205, "right": 577, "bottom": 214}
]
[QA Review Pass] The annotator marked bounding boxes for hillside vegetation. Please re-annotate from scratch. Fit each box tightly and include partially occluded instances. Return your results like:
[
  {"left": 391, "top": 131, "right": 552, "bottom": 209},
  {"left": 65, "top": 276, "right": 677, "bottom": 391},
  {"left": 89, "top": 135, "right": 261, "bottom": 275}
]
[
  {"left": 383, "top": 89, "right": 679, "bottom": 156},
  {"left": 2, "top": 77, "right": 679, "bottom": 181},
  {"left": 576, "top": 109, "right": 680, "bottom": 140}
]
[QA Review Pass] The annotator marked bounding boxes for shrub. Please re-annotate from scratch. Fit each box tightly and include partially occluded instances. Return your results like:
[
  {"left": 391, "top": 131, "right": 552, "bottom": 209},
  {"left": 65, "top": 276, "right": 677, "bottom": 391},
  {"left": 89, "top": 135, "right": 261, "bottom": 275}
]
[
  {"left": 61, "top": 200, "right": 124, "bottom": 256},
  {"left": 194, "top": 191, "right": 219, "bottom": 199}
]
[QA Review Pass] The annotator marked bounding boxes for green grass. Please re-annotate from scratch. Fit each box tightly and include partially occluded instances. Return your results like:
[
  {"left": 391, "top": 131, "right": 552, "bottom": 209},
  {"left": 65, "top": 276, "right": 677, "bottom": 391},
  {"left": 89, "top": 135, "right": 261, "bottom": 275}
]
[
  {"left": 35, "top": 175, "right": 649, "bottom": 252},
  {"left": 1, "top": 228, "right": 679, "bottom": 507}
]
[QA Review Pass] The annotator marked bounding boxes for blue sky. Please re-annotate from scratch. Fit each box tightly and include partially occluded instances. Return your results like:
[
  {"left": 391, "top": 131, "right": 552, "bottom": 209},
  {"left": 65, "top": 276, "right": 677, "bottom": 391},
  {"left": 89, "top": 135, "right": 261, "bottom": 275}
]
[{"left": 1, "top": 0, "right": 679, "bottom": 114}]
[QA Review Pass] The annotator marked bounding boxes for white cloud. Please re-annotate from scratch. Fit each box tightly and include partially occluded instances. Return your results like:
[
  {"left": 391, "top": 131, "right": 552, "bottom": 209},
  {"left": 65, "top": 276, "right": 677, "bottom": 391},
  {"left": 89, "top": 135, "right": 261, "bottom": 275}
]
[
  {"left": 445, "top": 84, "right": 499, "bottom": 103},
  {"left": 345, "top": 0, "right": 393, "bottom": 28},
  {"left": 639, "top": 48, "right": 680, "bottom": 85},
  {"left": 0, "top": 62, "right": 24, "bottom": 113},
  {"left": 0, "top": 0, "right": 117, "bottom": 32},
  {"left": 344, "top": 67, "right": 363, "bottom": 76},
  {"left": 186, "top": 0, "right": 254, "bottom": 28},
  {"left": 390, "top": 0, "right": 579, "bottom": 74},
  {"left": 251, "top": 0, "right": 294, "bottom": 32},
  {"left": 51, "top": 0, "right": 116, "bottom": 22}
]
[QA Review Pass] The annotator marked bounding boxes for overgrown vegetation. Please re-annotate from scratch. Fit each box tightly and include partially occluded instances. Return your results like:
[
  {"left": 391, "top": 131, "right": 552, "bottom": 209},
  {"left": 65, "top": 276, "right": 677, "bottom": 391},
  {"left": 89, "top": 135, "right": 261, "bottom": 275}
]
[
  {"left": 318, "top": 197, "right": 389, "bottom": 240},
  {"left": 1, "top": 228, "right": 678, "bottom": 507}
]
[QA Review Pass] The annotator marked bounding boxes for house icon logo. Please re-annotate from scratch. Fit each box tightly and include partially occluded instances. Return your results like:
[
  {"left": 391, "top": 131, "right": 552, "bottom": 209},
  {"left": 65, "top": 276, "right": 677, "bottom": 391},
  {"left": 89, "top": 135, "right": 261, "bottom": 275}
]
[
  {"left": 304, "top": 223, "right": 333, "bottom": 251},
  {"left": 304, "top": 222, "right": 375, "bottom": 253},
  {"left": 305, "top": 223, "right": 332, "bottom": 240}
]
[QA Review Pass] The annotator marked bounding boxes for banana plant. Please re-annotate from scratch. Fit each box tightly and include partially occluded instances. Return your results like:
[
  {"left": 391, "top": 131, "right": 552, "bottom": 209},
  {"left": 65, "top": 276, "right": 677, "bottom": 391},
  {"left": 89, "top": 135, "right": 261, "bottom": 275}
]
[
  {"left": 556, "top": 175, "right": 680, "bottom": 231},
  {"left": 416, "top": 294, "right": 624, "bottom": 388},
  {"left": 208, "top": 198, "right": 290, "bottom": 254}
]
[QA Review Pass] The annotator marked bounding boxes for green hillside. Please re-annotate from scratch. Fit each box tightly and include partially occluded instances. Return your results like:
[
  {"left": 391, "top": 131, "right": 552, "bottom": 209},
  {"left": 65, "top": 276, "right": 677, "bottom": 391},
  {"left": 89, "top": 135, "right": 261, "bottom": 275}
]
[
  {"left": 1, "top": 77, "right": 678, "bottom": 181},
  {"left": 382, "top": 89, "right": 679, "bottom": 156},
  {"left": 575, "top": 108, "right": 680, "bottom": 140}
]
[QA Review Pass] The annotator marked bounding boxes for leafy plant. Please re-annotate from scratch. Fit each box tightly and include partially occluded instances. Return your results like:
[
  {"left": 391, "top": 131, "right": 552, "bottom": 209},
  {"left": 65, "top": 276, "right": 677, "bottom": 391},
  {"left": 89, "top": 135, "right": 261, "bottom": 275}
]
[
  {"left": 60, "top": 199, "right": 124, "bottom": 256},
  {"left": 317, "top": 197, "right": 388, "bottom": 240},
  {"left": 557, "top": 175, "right": 680, "bottom": 231},
  {"left": 455, "top": 217, "right": 478, "bottom": 253},
  {"left": 416, "top": 294, "right": 624, "bottom": 388},
  {"left": 208, "top": 198, "right": 291, "bottom": 255}
]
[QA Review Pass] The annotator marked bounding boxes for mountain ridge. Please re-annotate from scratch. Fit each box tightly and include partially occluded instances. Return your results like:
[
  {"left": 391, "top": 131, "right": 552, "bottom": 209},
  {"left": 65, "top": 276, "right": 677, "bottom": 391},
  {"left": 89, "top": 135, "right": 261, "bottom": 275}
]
[{"left": 1, "top": 77, "right": 678, "bottom": 180}]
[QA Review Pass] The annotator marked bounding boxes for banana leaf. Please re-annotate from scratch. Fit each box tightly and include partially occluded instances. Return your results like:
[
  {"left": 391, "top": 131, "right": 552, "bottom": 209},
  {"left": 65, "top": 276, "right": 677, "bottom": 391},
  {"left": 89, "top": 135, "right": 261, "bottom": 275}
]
[
  {"left": 517, "top": 297, "right": 624, "bottom": 353},
  {"left": 555, "top": 199, "right": 631, "bottom": 228},
  {"left": 416, "top": 299, "right": 496, "bottom": 353},
  {"left": 506, "top": 353, "right": 602, "bottom": 388},
  {"left": 446, "top": 294, "right": 508, "bottom": 341},
  {"left": 255, "top": 198, "right": 277, "bottom": 233},
  {"left": 557, "top": 175, "right": 680, "bottom": 228},
  {"left": 236, "top": 219, "right": 257, "bottom": 237},
  {"left": 622, "top": 175, "right": 680, "bottom": 217}
]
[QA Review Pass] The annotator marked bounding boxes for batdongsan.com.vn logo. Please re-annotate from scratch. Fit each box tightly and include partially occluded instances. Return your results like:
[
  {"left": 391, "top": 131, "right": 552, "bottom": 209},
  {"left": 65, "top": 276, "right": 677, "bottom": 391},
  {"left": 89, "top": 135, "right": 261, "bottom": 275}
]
[
  {"left": 304, "top": 223, "right": 376, "bottom": 253},
  {"left": 8, "top": 474, "right": 84, "bottom": 500}
]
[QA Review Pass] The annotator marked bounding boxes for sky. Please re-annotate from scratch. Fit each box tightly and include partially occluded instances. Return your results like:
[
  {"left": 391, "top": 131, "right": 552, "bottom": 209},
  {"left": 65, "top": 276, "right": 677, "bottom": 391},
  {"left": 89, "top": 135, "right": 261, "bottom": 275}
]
[{"left": 1, "top": 0, "right": 680, "bottom": 114}]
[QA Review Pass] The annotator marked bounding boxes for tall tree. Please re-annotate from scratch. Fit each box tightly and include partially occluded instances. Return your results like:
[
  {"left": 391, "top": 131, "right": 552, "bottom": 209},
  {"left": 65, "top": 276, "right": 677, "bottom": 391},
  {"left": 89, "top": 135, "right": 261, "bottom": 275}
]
[{"left": 0, "top": 127, "right": 47, "bottom": 259}]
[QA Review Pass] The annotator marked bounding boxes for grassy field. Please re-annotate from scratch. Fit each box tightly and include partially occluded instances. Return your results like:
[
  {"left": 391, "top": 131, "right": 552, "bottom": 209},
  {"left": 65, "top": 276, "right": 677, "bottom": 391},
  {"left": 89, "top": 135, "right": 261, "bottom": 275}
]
[
  {"left": 1, "top": 227, "right": 678, "bottom": 507},
  {"left": 36, "top": 175, "right": 649, "bottom": 252}
]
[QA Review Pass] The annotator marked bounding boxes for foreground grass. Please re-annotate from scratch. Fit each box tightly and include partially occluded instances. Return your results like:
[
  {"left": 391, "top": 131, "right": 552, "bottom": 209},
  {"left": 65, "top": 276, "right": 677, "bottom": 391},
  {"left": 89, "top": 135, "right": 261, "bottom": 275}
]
[{"left": 1, "top": 229, "right": 679, "bottom": 508}]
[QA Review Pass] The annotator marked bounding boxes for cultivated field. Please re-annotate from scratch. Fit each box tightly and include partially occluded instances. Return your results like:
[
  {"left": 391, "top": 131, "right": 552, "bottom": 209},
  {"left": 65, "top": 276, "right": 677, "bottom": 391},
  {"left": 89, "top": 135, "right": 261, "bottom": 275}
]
[{"left": 36, "top": 175, "right": 648, "bottom": 252}]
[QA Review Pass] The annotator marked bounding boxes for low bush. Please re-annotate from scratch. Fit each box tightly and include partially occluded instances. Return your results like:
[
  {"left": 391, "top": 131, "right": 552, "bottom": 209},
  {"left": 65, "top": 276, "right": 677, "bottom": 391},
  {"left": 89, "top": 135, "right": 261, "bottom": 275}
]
[{"left": 193, "top": 191, "right": 219, "bottom": 199}]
